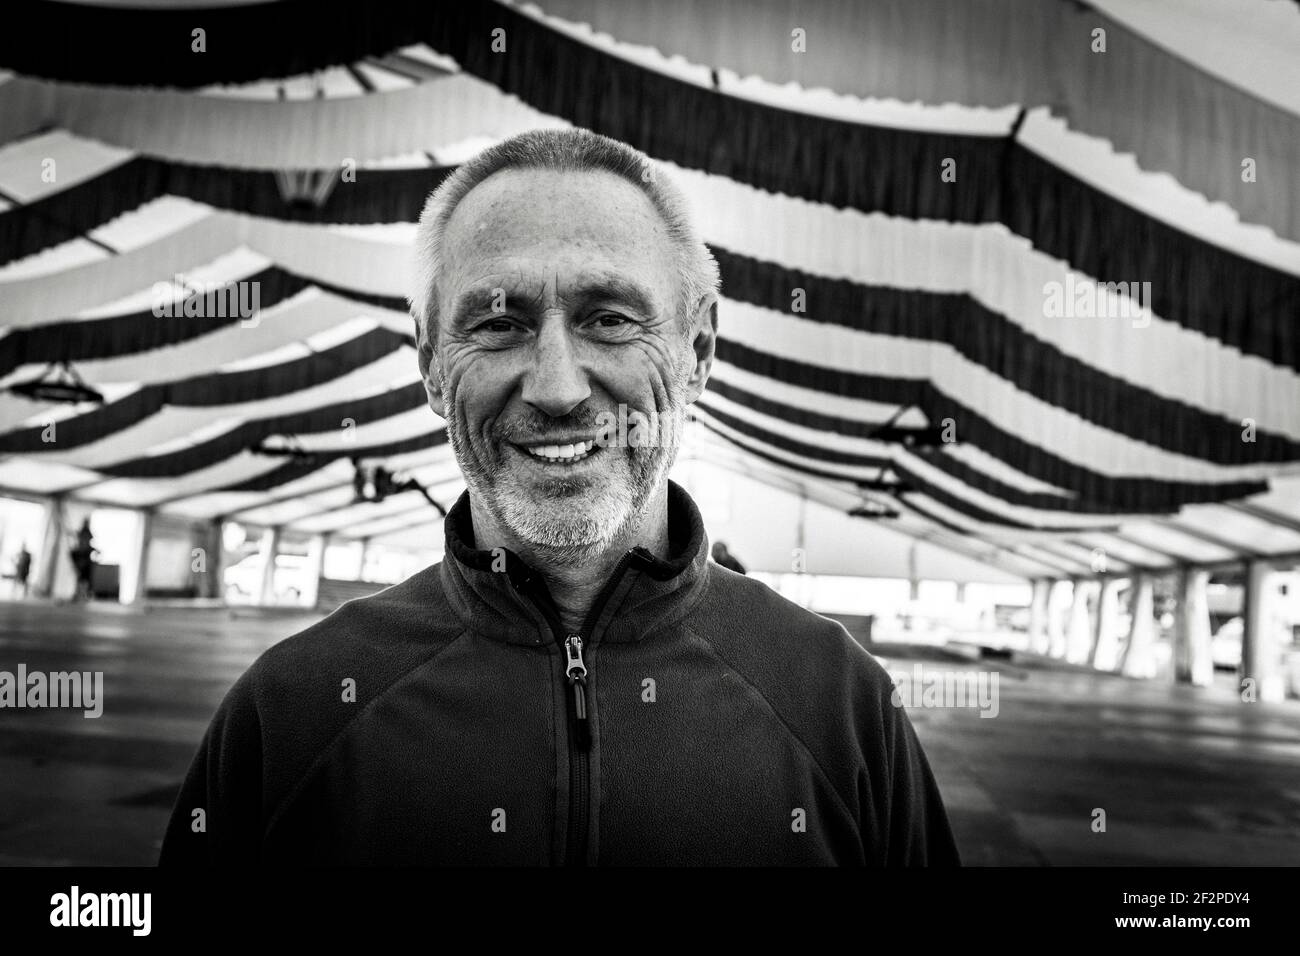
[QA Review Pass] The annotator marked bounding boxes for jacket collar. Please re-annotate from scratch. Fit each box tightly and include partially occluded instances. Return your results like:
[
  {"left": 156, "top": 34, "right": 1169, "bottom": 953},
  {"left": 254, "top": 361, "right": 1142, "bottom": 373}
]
[{"left": 438, "top": 480, "right": 711, "bottom": 646}]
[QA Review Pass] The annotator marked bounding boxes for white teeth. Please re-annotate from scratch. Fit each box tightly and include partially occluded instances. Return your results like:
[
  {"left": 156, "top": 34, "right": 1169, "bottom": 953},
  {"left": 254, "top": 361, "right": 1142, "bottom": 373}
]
[{"left": 525, "top": 440, "right": 597, "bottom": 463}]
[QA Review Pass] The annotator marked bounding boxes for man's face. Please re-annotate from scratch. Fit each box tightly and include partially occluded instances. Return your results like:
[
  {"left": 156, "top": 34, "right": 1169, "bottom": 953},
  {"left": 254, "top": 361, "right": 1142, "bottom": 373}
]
[{"left": 427, "top": 168, "right": 707, "bottom": 555}]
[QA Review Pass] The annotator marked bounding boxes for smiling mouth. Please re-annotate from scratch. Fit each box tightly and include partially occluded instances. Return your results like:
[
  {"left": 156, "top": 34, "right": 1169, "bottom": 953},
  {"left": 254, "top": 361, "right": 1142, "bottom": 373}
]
[{"left": 518, "top": 439, "right": 598, "bottom": 464}]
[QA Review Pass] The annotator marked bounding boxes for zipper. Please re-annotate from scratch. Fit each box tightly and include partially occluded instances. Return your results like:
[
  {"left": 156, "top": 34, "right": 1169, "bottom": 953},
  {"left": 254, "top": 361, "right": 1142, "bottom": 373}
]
[
  {"left": 518, "top": 549, "right": 643, "bottom": 867},
  {"left": 563, "top": 632, "right": 590, "bottom": 867}
]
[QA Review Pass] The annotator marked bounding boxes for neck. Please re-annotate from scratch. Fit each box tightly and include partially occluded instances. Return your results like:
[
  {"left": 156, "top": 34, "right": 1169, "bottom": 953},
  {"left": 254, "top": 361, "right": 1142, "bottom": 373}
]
[{"left": 469, "top": 487, "right": 672, "bottom": 632}]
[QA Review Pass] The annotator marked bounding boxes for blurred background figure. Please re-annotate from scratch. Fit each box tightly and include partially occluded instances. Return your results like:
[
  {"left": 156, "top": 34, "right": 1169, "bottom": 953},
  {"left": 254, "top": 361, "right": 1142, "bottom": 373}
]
[
  {"left": 12, "top": 543, "right": 31, "bottom": 598},
  {"left": 69, "top": 519, "right": 97, "bottom": 602},
  {"left": 711, "top": 540, "right": 747, "bottom": 575}
]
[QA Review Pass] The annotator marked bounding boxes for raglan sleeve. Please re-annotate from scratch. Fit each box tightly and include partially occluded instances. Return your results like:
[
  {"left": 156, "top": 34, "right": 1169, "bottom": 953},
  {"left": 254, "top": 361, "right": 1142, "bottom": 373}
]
[
  {"left": 158, "top": 668, "right": 265, "bottom": 866},
  {"left": 880, "top": 696, "right": 962, "bottom": 866}
]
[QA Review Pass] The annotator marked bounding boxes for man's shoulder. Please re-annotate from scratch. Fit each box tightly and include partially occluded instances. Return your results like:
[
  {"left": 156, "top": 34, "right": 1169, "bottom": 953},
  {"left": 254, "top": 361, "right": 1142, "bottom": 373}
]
[
  {"left": 240, "top": 562, "right": 462, "bottom": 699},
  {"left": 692, "top": 565, "right": 893, "bottom": 697}
]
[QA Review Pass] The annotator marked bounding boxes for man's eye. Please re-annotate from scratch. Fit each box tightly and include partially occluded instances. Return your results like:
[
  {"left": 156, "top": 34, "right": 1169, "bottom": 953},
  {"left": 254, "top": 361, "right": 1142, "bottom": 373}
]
[
  {"left": 590, "top": 312, "right": 630, "bottom": 328},
  {"left": 477, "top": 317, "right": 518, "bottom": 333}
]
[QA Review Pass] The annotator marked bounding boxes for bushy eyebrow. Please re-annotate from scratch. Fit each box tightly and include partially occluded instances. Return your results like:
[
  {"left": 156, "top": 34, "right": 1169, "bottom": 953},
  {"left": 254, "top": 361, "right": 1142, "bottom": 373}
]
[
  {"left": 449, "top": 288, "right": 514, "bottom": 325},
  {"left": 450, "top": 274, "right": 659, "bottom": 327},
  {"left": 570, "top": 276, "right": 657, "bottom": 318}
]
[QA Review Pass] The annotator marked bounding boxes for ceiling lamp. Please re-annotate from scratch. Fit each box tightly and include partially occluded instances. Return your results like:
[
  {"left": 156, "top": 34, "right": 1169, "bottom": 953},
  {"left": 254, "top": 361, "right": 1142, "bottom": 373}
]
[{"left": 7, "top": 362, "right": 103, "bottom": 404}]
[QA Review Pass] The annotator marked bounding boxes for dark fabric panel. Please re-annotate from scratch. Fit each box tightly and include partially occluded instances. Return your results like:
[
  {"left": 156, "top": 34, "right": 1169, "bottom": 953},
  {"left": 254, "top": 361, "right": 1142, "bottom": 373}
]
[
  {"left": 100, "top": 382, "right": 429, "bottom": 478},
  {"left": 715, "top": 248, "right": 1298, "bottom": 466},
  {"left": 0, "top": 266, "right": 407, "bottom": 378},
  {"left": 0, "top": 329, "right": 411, "bottom": 452},
  {"left": 0, "top": 158, "right": 456, "bottom": 264},
  {"left": 220, "top": 429, "right": 448, "bottom": 493},
  {"left": 0, "top": 0, "right": 430, "bottom": 87},
  {"left": 169, "top": 327, "right": 408, "bottom": 405},
  {"left": 0, "top": 388, "right": 167, "bottom": 454},
  {"left": 715, "top": 338, "right": 1268, "bottom": 512}
]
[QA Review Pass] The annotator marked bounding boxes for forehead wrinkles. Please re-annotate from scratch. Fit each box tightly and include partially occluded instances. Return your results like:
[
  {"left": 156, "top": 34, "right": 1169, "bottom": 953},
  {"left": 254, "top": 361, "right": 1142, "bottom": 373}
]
[{"left": 439, "top": 169, "right": 677, "bottom": 308}]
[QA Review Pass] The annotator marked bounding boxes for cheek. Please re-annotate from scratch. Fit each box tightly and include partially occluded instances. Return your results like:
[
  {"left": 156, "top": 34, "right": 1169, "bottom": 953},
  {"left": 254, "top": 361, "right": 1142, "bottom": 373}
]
[
  {"left": 444, "top": 351, "right": 519, "bottom": 424},
  {"left": 593, "top": 342, "right": 683, "bottom": 410}
]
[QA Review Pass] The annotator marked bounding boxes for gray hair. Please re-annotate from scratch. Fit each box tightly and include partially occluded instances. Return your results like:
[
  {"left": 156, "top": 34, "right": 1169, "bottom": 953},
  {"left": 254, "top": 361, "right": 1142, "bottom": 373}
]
[{"left": 409, "top": 128, "right": 719, "bottom": 343}]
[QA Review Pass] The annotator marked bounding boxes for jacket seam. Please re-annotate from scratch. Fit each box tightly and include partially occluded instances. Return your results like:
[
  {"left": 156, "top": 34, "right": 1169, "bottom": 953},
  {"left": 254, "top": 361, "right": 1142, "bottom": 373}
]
[
  {"left": 261, "top": 628, "right": 475, "bottom": 840},
  {"left": 682, "top": 622, "right": 861, "bottom": 830}
]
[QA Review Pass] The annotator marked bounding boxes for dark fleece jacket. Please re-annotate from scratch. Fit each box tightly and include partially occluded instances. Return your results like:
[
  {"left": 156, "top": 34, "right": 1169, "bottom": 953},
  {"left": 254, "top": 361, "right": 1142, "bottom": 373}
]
[{"left": 160, "top": 481, "right": 961, "bottom": 866}]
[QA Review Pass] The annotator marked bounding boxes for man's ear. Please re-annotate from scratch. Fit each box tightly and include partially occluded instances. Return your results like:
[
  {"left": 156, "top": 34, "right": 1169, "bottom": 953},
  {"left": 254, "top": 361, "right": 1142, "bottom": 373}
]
[
  {"left": 414, "top": 314, "right": 446, "bottom": 419},
  {"left": 684, "top": 295, "right": 718, "bottom": 404}
]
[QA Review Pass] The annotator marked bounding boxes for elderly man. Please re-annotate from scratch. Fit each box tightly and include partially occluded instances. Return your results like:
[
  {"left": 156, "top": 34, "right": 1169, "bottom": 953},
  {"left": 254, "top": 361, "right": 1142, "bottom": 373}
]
[{"left": 160, "top": 129, "right": 960, "bottom": 866}]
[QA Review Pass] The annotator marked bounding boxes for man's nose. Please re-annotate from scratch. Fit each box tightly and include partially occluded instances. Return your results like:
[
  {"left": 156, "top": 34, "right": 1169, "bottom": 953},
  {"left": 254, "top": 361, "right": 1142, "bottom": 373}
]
[{"left": 520, "top": 321, "right": 591, "bottom": 417}]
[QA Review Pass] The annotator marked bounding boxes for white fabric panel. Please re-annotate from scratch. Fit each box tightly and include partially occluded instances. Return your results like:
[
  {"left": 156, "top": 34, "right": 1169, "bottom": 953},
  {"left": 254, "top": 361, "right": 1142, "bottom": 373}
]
[
  {"left": 294, "top": 498, "right": 434, "bottom": 536},
  {"left": 1070, "top": 532, "right": 1176, "bottom": 571},
  {"left": 720, "top": 300, "right": 1293, "bottom": 483},
  {"left": 234, "top": 486, "right": 366, "bottom": 529},
  {"left": 939, "top": 444, "right": 1075, "bottom": 499},
  {"left": 0, "top": 237, "right": 109, "bottom": 279},
  {"left": 88, "top": 195, "right": 216, "bottom": 256},
  {"left": 1167, "top": 506, "right": 1300, "bottom": 556},
  {"left": 0, "top": 213, "right": 241, "bottom": 321},
  {"left": 81, "top": 451, "right": 293, "bottom": 508},
  {"left": 158, "top": 459, "right": 359, "bottom": 520},
  {"left": 1115, "top": 521, "right": 1240, "bottom": 565},
  {"left": 0, "top": 393, "right": 53, "bottom": 432},
  {"left": 259, "top": 406, "right": 441, "bottom": 453},
  {"left": 671, "top": 459, "right": 1029, "bottom": 582},
  {"left": 0, "top": 457, "right": 103, "bottom": 494},
  {"left": 0, "top": 129, "right": 132, "bottom": 203},
  {"left": 681, "top": 428, "right": 1056, "bottom": 579},
  {"left": 0, "top": 73, "right": 568, "bottom": 169},
  {"left": 70, "top": 247, "right": 273, "bottom": 319},
  {"left": 1091, "top": 0, "right": 1300, "bottom": 116},
  {"left": 1244, "top": 476, "right": 1300, "bottom": 524}
]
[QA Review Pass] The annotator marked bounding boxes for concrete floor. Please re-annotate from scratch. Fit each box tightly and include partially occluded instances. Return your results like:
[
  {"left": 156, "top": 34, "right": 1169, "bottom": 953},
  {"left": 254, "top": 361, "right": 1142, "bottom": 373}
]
[{"left": 1, "top": 600, "right": 1298, "bottom": 866}]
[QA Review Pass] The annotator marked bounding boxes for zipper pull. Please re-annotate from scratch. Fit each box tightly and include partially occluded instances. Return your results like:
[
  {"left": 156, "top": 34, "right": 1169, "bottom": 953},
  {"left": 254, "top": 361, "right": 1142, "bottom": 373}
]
[{"left": 564, "top": 634, "right": 591, "bottom": 749}]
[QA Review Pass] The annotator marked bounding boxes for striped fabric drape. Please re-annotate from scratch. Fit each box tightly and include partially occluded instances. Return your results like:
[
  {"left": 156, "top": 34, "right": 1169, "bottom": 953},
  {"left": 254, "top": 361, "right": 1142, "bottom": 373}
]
[{"left": 1, "top": 0, "right": 1297, "bottom": 567}]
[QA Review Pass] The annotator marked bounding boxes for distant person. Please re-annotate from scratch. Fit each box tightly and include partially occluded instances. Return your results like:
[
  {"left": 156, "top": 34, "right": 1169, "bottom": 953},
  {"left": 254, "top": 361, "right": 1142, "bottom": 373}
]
[
  {"left": 711, "top": 540, "right": 747, "bottom": 575},
  {"left": 13, "top": 544, "right": 31, "bottom": 598},
  {"left": 69, "top": 519, "right": 96, "bottom": 602}
]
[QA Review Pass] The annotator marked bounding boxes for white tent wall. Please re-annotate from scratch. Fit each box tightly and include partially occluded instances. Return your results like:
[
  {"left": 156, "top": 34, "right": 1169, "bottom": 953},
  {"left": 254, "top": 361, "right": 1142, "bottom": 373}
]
[{"left": 675, "top": 459, "right": 1028, "bottom": 585}]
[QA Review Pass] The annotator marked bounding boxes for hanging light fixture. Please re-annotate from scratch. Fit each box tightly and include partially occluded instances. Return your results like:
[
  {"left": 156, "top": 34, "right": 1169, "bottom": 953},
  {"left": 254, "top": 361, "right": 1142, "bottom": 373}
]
[{"left": 7, "top": 362, "right": 103, "bottom": 404}]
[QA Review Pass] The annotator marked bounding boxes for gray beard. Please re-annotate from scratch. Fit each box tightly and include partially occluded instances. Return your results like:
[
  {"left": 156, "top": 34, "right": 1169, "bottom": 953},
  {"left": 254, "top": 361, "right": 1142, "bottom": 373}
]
[{"left": 442, "top": 387, "right": 685, "bottom": 566}]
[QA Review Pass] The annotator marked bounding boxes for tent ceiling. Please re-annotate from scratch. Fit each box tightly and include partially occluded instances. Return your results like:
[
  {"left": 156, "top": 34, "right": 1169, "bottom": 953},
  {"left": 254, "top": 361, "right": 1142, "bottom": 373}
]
[{"left": 1, "top": 0, "right": 1299, "bottom": 582}]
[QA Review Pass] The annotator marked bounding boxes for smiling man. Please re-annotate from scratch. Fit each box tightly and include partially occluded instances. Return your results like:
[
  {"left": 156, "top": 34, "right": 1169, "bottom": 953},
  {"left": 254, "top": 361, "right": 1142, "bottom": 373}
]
[{"left": 160, "top": 129, "right": 960, "bottom": 867}]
